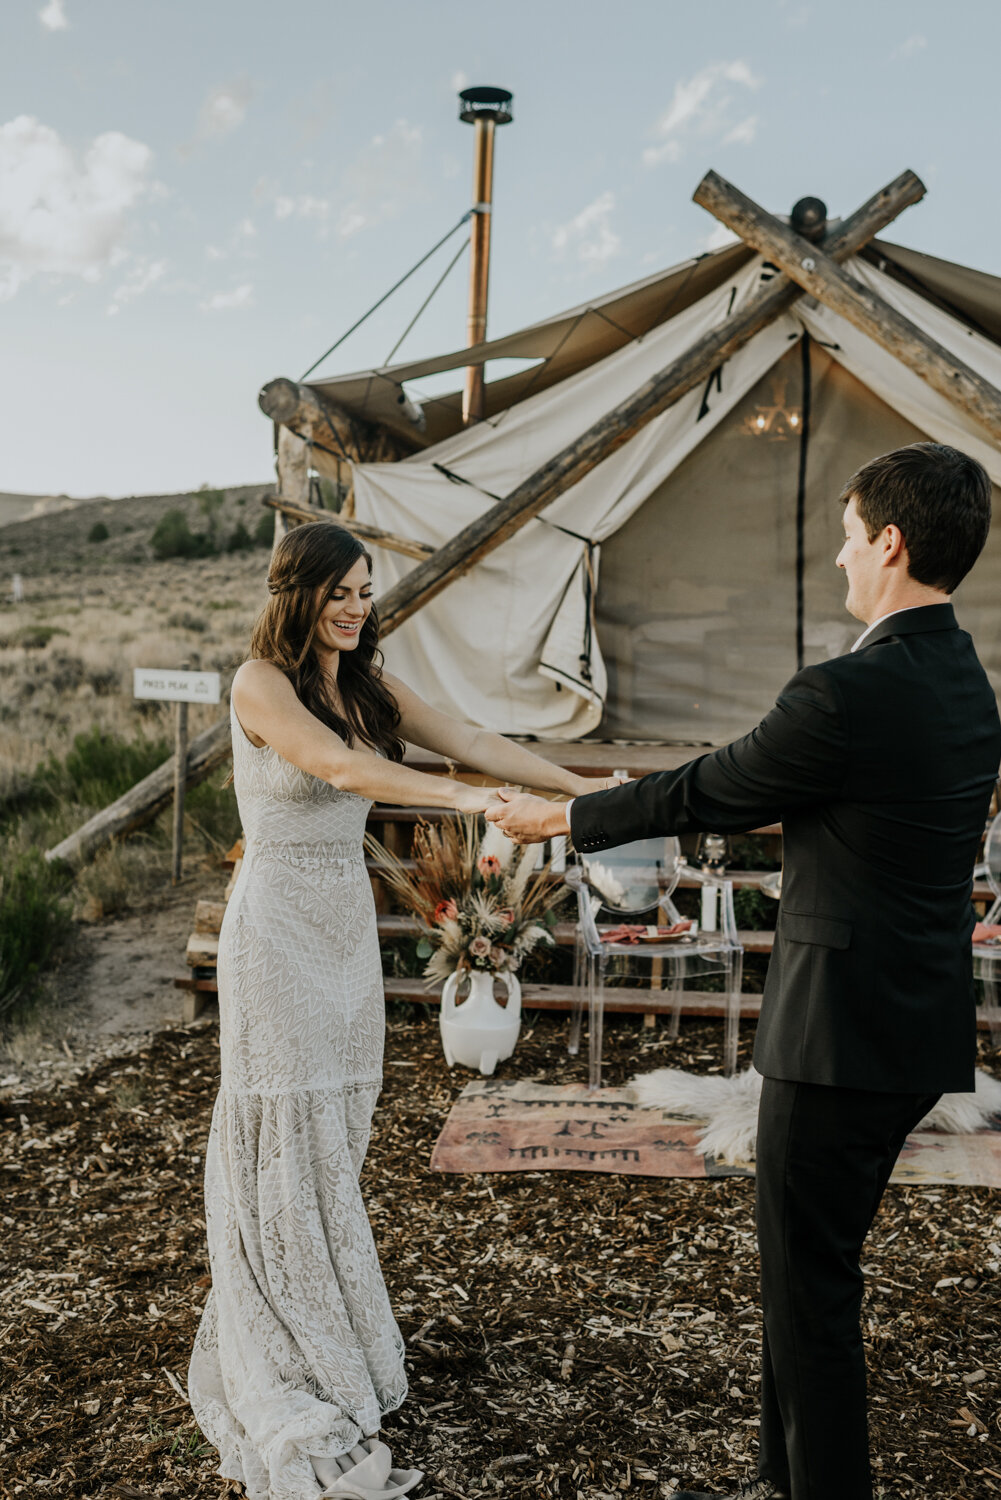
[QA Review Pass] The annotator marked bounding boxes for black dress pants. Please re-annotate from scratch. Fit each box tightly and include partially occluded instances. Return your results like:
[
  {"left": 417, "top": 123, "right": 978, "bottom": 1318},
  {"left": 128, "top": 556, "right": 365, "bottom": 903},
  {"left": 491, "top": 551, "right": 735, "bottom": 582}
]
[{"left": 754, "top": 1078, "right": 939, "bottom": 1500}]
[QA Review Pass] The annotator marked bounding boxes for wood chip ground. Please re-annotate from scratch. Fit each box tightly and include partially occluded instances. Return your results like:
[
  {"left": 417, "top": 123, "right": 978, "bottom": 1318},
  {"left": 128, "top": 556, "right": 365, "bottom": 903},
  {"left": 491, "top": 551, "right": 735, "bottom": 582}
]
[{"left": 1, "top": 1014, "right": 999, "bottom": 1499}]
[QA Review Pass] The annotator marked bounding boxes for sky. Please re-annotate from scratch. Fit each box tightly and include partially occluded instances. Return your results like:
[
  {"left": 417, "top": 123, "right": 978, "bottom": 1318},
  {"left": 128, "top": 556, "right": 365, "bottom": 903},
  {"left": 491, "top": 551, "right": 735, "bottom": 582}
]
[{"left": 2, "top": 0, "right": 999, "bottom": 498}]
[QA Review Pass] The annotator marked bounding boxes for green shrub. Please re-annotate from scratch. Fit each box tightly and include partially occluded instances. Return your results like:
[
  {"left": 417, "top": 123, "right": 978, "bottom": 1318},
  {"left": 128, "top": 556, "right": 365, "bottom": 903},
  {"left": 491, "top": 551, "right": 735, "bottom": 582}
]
[
  {"left": 0, "top": 848, "right": 73, "bottom": 1017},
  {"left": 227, "top": 522, "right": 253, "bottom": 552},
  {"left": 30, "top": 727, "right": 170, "bottom": 811},
  {"left": 88, "top": 521, "right": 110, "bottom": 543},
  {"left": 184, "top": 774, "right": 241, "bottom": 854},
  {"left": 151, "top": 510, "right": 215, "bottom": 560},
  {"left": 167, "top": 610, "right": 208, "bottom": 633},
  {"left": 14, "top": 624, "right": 69, "bottom": 650},
  {"left": 254, "top": 512, "right": 274, "bottom": 548}
]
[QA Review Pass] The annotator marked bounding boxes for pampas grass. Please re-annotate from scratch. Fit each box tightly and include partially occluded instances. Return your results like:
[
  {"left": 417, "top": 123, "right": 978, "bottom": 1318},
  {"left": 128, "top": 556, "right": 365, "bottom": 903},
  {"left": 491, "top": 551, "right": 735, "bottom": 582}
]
[{"left": 365, "top": 812, "right": 564, "bottom": 985}]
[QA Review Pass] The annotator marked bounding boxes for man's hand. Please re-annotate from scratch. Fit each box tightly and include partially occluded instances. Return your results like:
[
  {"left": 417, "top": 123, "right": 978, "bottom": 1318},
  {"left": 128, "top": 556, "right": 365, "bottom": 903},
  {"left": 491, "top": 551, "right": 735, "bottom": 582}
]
[{"left": 484, "top": 788, "right": 571, "bottom": 844}]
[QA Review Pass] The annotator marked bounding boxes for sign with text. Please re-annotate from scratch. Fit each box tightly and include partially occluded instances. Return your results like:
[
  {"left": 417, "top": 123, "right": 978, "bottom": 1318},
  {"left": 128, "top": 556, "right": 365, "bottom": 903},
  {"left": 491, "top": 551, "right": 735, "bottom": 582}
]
[{"left": 133, "top": 667, "right": 221, "bottom": 705}]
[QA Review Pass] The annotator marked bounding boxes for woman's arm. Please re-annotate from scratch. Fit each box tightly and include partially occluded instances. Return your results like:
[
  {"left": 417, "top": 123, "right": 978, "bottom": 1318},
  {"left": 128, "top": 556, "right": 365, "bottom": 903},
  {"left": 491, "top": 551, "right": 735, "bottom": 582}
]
[
  {"left": 232, "top": 661, "right": 496, "bottom": 813},
  {"left": 383, "top": 672, "right": 617, "bottom": 798}
]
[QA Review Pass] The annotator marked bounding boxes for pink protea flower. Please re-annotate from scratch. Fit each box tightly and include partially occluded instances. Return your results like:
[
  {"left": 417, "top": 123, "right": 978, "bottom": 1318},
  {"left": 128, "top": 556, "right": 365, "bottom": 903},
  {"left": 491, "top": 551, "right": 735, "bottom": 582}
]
[
  {"left": 477, "top": 854, "right": 502, "bottom": 878},
  {"left": 496, "top": 908, "right": 515, "bottom": 926},
  {"left": 433, "top": 899, "right": 459, "bottom": 924}
]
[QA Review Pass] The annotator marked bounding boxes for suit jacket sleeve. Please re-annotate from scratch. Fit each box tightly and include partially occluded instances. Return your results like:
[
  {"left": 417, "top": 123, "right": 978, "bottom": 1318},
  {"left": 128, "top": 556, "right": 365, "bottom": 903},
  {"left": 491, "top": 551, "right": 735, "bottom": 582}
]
[{"left": 570, "top": 664, "right": 849, "bottom": 852}]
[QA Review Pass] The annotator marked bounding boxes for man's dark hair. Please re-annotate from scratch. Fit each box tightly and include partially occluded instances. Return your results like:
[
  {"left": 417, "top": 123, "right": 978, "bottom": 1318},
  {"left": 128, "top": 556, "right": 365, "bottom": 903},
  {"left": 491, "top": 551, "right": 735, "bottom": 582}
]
[{"left": 839, "top": 442, "right": 992, "bottom": 593}]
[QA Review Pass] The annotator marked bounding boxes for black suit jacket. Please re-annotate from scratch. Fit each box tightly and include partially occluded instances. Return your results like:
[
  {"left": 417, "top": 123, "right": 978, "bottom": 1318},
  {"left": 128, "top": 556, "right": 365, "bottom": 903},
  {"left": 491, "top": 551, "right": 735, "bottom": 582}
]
[{"left": 571, "top": 605, "right": 1001, "bottom": 1093}]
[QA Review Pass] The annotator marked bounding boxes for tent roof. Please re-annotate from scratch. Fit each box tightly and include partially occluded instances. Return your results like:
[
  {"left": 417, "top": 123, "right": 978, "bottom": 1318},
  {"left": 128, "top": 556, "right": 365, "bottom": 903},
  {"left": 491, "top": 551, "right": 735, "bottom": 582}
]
[{"left": 307, "top": 234, "right": 1001, "bottom": 451}]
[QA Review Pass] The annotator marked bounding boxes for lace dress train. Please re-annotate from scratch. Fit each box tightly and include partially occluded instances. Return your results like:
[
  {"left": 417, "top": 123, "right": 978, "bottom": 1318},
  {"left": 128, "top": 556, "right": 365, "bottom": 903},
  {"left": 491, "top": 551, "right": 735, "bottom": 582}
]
[{"left": 188, "top": 704, "right": 407, "bottom": 1500}]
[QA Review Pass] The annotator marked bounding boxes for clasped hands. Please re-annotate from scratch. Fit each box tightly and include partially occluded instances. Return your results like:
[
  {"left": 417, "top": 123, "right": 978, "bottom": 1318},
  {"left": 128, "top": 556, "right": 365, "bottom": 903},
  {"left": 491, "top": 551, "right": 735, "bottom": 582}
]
[{"left": 479, "top": 775, "right": 624, "bottom": 845}]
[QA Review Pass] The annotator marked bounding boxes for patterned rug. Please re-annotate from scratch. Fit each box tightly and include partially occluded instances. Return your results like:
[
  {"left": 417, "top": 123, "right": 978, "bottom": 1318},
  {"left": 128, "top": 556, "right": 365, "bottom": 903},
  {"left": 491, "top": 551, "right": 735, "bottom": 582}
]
[{"left": 430, "top": 1078, "right": 1001, "bottom": 1185}]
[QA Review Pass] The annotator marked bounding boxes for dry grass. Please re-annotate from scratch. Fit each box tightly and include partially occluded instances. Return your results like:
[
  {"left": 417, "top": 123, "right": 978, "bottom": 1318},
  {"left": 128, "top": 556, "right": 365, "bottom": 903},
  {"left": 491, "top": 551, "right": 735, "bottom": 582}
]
[{"left": 0, "top": 486, "right": 271, "bottom": 780}]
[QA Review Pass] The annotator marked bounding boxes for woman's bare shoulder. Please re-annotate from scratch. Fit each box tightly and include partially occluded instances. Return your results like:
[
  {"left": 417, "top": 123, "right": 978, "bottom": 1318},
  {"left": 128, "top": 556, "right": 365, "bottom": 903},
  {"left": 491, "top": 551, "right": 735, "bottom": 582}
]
[{"left": 233, "top": 659, "right": 291, "bottom": 702}]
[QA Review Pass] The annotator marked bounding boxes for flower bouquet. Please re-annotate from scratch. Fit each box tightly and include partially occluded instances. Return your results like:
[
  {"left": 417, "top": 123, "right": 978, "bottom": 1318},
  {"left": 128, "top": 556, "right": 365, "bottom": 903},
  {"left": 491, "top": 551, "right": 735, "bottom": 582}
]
[{"left": 364, "top": 813, "right": 564, "bottom": 984}]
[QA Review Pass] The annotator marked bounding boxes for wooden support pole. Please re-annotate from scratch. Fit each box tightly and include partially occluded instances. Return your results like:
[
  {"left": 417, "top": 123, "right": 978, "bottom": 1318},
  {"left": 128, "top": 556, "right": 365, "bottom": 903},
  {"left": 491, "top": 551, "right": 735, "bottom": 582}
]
[
  {"left": 376, "top": 169, "right": 926, "bottom": 633},
  {"left": 694, "top": 170, "right": 1001, "bottom": 445},
  {"left": 171, "top": 697, "right": 188, "bottom": 884},
  {"left": 263, "top": 496, "right": 434, "bottom": 561}
]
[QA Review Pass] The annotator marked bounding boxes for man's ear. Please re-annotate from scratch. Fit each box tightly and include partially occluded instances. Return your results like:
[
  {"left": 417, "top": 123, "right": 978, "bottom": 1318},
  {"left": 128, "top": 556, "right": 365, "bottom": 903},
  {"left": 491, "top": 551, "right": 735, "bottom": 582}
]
[{"left": 880, "top": 524, "right": 906, "bottom": 566}]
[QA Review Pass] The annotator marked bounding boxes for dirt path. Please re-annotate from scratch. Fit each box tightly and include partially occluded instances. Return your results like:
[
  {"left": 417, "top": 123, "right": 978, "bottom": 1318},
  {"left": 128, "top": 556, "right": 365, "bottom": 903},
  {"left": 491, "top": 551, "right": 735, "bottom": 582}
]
[{"left": 0, "top": 879, "right": 218, "bottom": 1096}]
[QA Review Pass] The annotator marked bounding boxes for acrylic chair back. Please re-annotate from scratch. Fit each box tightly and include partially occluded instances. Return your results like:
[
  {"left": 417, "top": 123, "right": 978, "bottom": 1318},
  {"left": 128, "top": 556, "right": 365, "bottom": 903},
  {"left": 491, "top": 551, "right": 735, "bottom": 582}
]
[
  {"left": 983, "top": 811, "right": 1001, "bottom": 924},
  {"left": 577, "top": 836, "right": 683, "bottom": 917},
  {"left": 566, "top": 838, "right": 682, "bottom": 1089}
]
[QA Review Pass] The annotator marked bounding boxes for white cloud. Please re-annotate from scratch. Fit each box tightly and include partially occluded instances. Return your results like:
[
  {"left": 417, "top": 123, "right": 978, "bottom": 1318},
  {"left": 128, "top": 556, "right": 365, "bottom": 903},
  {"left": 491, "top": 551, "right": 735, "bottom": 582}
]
[
  {"left": 643, "top": 60, "right": 760, "bottom": 167},
  {"left": 552, "top": 191, "right": 621, "bottom": 270},
  {"left": 205, "top": 217, "right": 258, "bottom": 262},
  {"left": 182, "top": 79, "right": 254, "bottom": 154},
  {"left": 892, "top": 34, "right": 927, "bottom": 59},
  {"left": 338, "top": 119, "right": 424, "bottom": 238},
  {"left": 701, "top": 222, "right": 741, "bottom": 252},
  {"left": 39, "top": 0, "right": 68, "bottom": 30},
  {"left": 274, "top": 193, "right": 329, "bottom": 222},
  {"left": 0, "top": 115, "right": 155, "bottom": 299},
  {"left": 200, "top": 283, "right": 254, "bottom": 312},
  {"left": 722, "top": 114, "right": 758, "bottom": 147},
  {"left": 106, "top": 256, "right": 166, "bottom": 315}
]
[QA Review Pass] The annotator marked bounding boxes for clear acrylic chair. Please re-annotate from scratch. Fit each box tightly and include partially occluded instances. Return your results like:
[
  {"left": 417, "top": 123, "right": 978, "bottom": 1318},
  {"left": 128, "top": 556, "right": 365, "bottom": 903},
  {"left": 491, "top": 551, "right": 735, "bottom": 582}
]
[
  {"left": 565, "top": 837, "right": 745, "bottom": 1089},
  {"left": 973, "top": 809, "right": 1001, "bottom": 1047}
]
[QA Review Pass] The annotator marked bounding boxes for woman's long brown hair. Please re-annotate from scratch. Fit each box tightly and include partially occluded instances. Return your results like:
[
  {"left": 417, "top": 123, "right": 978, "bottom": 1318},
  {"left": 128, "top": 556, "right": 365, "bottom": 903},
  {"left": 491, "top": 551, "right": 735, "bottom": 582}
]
[{"left": 250, "top": 521, "right": 405, "bottom": 761}]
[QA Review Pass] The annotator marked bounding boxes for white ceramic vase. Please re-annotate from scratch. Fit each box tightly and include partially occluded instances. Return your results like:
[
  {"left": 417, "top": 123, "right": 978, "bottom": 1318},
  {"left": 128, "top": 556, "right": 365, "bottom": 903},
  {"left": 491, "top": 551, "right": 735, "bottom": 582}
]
[{"left": 439, "top": 968, "right": 522, "bottom": 1076}]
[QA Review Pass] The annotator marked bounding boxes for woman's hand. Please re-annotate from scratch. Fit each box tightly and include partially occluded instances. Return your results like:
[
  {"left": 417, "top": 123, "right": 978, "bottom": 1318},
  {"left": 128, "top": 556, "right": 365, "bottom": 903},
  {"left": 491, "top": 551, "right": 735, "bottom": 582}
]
[{"left": 454, "top": 783, "right": 510, "bottom": 816}]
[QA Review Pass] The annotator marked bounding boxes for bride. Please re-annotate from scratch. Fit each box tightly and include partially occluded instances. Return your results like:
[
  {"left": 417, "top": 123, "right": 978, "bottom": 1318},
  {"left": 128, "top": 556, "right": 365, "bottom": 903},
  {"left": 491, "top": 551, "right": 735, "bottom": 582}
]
[{"left": 187, "top": 520, "right": 614, "bottom": 1500}]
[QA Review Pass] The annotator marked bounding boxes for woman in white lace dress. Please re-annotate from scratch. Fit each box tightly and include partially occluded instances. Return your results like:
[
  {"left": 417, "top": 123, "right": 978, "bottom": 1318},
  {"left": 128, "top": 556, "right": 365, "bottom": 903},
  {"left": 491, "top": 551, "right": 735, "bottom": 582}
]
[{"left": 187, "top": 523, "right": 614, "bottom": 1500}]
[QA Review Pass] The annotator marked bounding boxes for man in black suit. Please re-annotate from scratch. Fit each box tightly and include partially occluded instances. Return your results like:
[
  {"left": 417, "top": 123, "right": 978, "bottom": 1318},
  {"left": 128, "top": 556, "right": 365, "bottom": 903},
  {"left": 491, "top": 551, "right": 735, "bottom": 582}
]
[{"left": 487, "top": 443, "right": 1000, "bottom": 1500}]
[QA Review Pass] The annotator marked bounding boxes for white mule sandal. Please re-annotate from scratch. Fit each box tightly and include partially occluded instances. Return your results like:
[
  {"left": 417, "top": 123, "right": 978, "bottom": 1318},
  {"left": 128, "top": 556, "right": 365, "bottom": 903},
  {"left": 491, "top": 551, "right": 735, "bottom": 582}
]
[{"left": 317, "top": 1440, "right": 423, "bottom": 1500}]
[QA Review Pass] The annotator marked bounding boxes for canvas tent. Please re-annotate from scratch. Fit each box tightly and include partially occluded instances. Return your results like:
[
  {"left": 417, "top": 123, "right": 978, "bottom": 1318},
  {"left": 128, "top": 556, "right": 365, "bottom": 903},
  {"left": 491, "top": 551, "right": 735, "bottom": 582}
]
[{"left": 277, "top": 206, "right": 1001, "bottom": 747}]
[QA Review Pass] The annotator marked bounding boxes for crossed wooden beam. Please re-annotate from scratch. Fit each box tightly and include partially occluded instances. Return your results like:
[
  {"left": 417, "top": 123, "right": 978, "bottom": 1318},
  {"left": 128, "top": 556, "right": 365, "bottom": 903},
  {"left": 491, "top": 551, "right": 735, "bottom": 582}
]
[{"left": 48, "top": 167, "right": 1001, "bottom": 866}]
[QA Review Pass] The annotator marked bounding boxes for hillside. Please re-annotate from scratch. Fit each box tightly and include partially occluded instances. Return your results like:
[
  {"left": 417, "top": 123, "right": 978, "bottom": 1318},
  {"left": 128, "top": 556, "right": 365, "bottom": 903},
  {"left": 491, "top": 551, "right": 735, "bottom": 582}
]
[{"left": 0, "top": 483, "right": 275, "bottom": 784}]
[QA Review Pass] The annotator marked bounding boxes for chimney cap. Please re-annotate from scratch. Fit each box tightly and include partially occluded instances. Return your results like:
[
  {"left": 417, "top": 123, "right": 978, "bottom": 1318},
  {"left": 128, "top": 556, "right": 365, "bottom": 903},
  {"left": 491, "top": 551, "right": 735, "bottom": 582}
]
[{"left": 458, "top": 85, "right": 514, "bottom": 126}]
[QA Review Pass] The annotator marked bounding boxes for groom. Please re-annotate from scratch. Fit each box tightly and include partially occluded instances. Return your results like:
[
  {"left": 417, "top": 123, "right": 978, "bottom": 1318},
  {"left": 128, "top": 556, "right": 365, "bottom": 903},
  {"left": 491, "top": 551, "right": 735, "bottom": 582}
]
[{"left": 487, "top": 442, "right": 1001, "bottom": 1500}]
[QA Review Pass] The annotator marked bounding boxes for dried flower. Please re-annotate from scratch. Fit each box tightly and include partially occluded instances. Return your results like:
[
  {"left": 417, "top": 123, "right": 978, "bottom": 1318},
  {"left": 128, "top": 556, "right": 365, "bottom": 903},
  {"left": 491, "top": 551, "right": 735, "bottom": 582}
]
[{"left": 363, "top": 813, "right": 566, "bottom": 983}]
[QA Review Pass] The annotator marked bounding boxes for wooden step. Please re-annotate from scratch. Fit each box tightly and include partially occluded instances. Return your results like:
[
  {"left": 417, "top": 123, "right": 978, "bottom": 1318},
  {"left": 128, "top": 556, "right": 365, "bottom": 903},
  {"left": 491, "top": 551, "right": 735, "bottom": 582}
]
[
  {"left": 367, "top": 804, "right": 782, "bottom": 836},
  {"left": 382, "top": 977, "right": 763, "bottom": 1017},
  {"left": 374, "top": 912, "right": 776, "bottom": 955},
  {"left": 174, "top": 972, "right": 762, "bottom": 1020},
  {"left": 186, "top": 908, "right": 777, "bottom": 958},
  {"left": 174, "top": 971, "right": 1001, "bottom": 1032},
  {"left": 368, "top": 854, "right": 777, "bottom": 892},
  {"left": 186, "top": 931, "right": 219, "bottom": 968}
]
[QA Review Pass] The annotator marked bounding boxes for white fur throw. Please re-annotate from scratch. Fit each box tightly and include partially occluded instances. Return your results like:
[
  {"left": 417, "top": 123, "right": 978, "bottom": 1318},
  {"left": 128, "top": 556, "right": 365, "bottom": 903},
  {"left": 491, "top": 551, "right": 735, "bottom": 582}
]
[{"left": 627, "top": 1066, "right": 1001, "bottom": 1165}]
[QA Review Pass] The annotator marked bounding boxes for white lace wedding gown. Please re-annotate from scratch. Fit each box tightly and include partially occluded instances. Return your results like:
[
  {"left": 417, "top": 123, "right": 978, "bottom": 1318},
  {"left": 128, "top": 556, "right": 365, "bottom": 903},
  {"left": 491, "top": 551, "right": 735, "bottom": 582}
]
[{"left": 188, "top": 702, "right": 407, "bottom": 1500}]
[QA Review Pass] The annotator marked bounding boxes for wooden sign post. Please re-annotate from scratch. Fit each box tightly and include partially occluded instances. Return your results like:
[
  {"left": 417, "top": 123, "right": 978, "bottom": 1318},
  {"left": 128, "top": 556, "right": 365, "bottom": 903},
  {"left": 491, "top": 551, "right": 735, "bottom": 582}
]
[{"left": 133, "top": 667, "right": 221, "bottom": 883}]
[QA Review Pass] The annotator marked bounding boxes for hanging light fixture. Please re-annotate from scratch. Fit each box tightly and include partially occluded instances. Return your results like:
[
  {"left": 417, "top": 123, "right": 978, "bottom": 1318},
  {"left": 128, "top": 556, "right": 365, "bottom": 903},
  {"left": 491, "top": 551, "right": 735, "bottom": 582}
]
[{"left": 744, "top": 373, "right": 802, "bottom": 440}]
